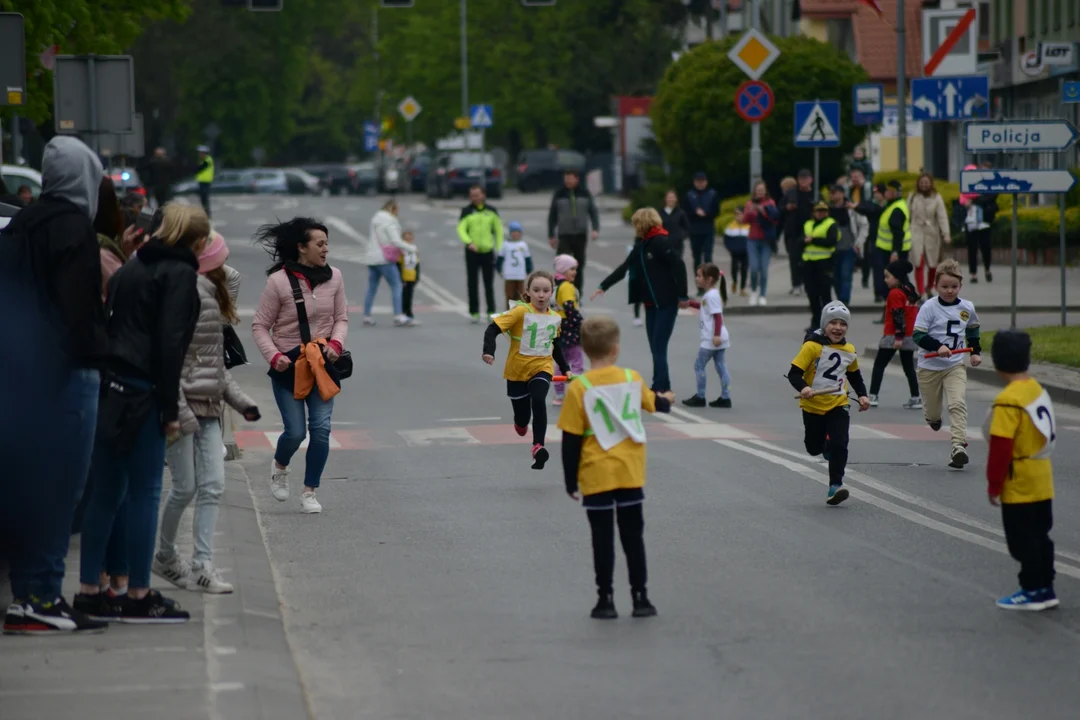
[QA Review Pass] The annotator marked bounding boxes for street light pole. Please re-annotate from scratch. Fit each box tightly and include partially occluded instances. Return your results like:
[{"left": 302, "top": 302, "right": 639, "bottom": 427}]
[
  {"left": 896, "top": 0, "right": 907, "bottom": 171},
  {"left": 749, "top": 0, "right": 762, "bottom": 191},
  {"left": 461, "top": 0, "right": 469, "bottom": 122}
]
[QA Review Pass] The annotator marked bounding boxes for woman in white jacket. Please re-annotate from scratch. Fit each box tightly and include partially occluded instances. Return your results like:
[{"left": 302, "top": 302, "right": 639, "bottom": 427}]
[
  {"left": 908, "top": 173, "right": 951, "bottom": 298},
  {"left": 364, "top": 198, "right": 414, "bottom": 327}
]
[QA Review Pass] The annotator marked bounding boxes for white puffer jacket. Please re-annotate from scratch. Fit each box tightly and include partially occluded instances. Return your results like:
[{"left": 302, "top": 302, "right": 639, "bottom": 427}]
[
  {"left": 364, "top": 209, "right": 413, "bottom": 266},
  {"left": 177, "top": 273, "right": 256, "bottom": 435}
]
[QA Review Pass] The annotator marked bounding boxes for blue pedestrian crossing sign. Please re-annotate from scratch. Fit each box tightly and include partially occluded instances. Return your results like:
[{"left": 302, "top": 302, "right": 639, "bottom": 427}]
[
  {"left": 793, "top": 101, "right": 840, "bottom": 148},
  {"left": 362, "top": 121, "right": 379, "bottom": 153},
  {"left": 469, "top": 104, "right": 494, "bottom": 129}
]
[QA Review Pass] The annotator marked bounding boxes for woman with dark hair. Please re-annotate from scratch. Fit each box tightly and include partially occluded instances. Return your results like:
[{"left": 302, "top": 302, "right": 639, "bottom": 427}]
[
  {"left": 251, "top": 217, "right": 348, "bottom": 514},
  {"left": 739, "top": 181, "right": 780, "bottom": 306},
  {"left": 95, "top": 176, "right": 145, "bottom": 300},
  {"left": 660, "top": 189, "right": 691, "bottom": 250}
]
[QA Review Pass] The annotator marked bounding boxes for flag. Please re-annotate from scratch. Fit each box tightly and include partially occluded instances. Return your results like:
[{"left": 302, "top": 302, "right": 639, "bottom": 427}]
[{"left": 858, "top": 0, "right": 884, "bottom": 16}]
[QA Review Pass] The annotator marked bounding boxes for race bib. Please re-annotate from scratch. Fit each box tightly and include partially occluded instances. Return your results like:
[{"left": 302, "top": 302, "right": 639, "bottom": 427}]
[
  {"left": 1023, "top": 390, "right": 1056, "bottom": 458},
  {"left": 402, "top": 249, "right": 418, "bottom": 270},
  {"left": 584, "top": 381, "right": 646, "bottom": 451},
  {"left": 811, "top": 349, "right": 855, "bottom": 395},
  {"left": 517, "top": 313, "right": 560, "bottom": 357}
]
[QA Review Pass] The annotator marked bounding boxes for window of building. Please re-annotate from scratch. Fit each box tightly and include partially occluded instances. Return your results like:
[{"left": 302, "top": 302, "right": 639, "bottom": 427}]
[
  {"left": 1040, "top": 0, "right": 1049, "bottom": 32},
  {"left": 1026, "top": 0, "right": 1036, "bottom": 37},
  {"left": 1069, "top": 0, "right": 1076, "bottom": 25},
  {"left": 1053, "top": 0, "right": 1061, "bottom": 29},
  {"left": 825, "top": 18, "right": 856, "bottom": 63},
  {"left": 978, "top": 1, "right": 992, "bottom": 45}
]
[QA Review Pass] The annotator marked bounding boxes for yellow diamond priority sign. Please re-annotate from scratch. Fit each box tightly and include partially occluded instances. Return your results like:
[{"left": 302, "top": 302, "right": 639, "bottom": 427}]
[
  {"left": 397, "top": 96, "right": 422, "bottom": 122},
  {"left": 728, "top": 29, "right": 780, "bottom": 81}
]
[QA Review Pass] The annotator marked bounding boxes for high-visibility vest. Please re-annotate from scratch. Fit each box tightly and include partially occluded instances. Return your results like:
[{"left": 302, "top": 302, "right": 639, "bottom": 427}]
[
  {"left": 196, "top": 155, "right": 215, "bottom": 184},
  {"left": 875, "top": 199, "right": 911, "bottom": 252},
  {"left": 802, "top": 217, "right": 837, "bottom": 262}
]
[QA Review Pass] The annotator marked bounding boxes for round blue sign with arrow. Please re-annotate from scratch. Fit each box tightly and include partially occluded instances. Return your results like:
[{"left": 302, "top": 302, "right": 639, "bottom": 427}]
[{"left": 734, "top": 80, "right": 774, "bottom": 124}]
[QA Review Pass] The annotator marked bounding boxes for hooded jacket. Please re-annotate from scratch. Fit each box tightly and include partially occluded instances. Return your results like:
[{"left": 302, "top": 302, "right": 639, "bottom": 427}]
[{"left": 1, "top": 136, "right": 108, "bottom": 369}]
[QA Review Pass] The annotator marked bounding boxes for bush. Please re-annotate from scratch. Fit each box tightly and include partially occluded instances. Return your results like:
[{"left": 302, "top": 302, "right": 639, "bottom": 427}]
[{"left": 990, "top": 205, "right": 1080, "bottom": 250}]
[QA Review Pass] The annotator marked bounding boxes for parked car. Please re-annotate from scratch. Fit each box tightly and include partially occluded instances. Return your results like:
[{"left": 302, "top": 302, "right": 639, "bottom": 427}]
[
  {"left": 252, "top": 168, "right": 322, "bottom": 195},
  {"left": 348, "top": 162, "right": 379, "bottom": 195},
  {"left": 171, "top": 169, "right": 260, "bottom": 196},
  {"left": 109, "top": 167, "right": 146, "bottom": 197},
  {"left": 1, "top": 164, "right": 43, "bottom": 200},
  {"left": 299, "top": 163, "right": 359, "bottom": 195},
  {"left": 515, "top": 149, "right": 585, "bottom": 193},
  {"left": 407, "top": 153, "right": 433, "bottom": 193},
  {"left": 426, "top": 152, "right": 503, "bottom": 199}
]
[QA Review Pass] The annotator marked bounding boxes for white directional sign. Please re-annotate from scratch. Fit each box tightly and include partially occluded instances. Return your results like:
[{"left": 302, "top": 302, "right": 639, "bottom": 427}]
[
  {"left": 960, "top": 169, "right": 1078, "bottom": 195},
  {"left": 965, "top": 121, "right": 1079, "bottom": 153},
  {"left": 397, "top": 96, "right": 422, "bottom": 122}
]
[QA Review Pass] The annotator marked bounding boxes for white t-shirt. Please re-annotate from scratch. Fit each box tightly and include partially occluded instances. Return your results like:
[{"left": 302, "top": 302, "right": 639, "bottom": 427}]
[
  {"left": 499, "top": 239, "right": 531, "bottom": 281},
  {"left": 914, "top": 296, "right": 980, "bottom": 371},
  {"left": 698, "top": 288, "right": 731, "bottom": 350}
]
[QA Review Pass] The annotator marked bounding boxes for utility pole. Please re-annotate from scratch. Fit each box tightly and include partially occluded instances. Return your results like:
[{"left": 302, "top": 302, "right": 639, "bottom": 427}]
[
  {"left": 748, "top": 0, "right": 762, "bottom": 190},
  {"left": 461, "top": 0, "right": 469, "bottom": 123},
  {"left": 896, "top": 0, "right": 907, "bottom": 171}
]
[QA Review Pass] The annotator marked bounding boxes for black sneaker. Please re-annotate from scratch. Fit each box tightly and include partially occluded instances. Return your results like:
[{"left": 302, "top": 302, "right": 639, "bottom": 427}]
[
  {"left": 949, "top": 445, "right": 969, "bottom": 469},
  {"left": 2, "top": 596, "right": 107, "bottom": 635},
  {"left": 590, "top": 592, "right": 618, "bottom": 619},
  {"left": 73, "top": 591, "right": 124, "bottom": 622},
  {"left": 681, "top": 395, "right": 706, "bottom": 408},
  {"left": 970, "top": 275, "right": 978, "bottom": 284},
  {"left": 115, "top": 590, "right": 190, "bottom": 624},
  {"left": 928, "top": 419, "right": 942, "bottom": 432},
  {"left": 709, "top": 397, "right": 732, "bottom": 408},
  {"left": 631, "top": 590, "right": 657, "bottom": 618},
  {"left": 986, "top": 271, "right": 993, "bottom": 283}
]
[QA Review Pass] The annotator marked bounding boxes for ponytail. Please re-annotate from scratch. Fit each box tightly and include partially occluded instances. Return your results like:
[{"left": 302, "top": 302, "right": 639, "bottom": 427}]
[{"left": 718, "top": 273, "right": 728, "bottom": 304}]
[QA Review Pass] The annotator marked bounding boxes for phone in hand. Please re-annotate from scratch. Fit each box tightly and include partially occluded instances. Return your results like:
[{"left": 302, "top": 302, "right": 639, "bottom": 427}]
[{"left": 135, "top": 209, "right": 154, "bottom": 233}]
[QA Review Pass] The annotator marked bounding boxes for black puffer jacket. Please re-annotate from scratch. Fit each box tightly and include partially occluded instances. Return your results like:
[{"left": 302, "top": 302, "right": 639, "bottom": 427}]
[
  {"left": 598, "top": 228, "right": 688, "bottom": 308},
  {"left": 104, "top": 239, "right": 201, "bottom": 423}
]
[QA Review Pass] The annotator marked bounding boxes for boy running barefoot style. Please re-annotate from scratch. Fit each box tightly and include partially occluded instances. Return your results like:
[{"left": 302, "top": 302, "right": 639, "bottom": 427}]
[
  {"left": 786, "top": 302, "right": 871, "bottom": 506},
  {"left": 558, "top": 317, "right": 674, "bottom": 619},
  {"left": 913, "top": 259, "right": 982, "bottom": 468},
  {"left": 986, "top": 330, "right": 1058, "bottom": 611}
]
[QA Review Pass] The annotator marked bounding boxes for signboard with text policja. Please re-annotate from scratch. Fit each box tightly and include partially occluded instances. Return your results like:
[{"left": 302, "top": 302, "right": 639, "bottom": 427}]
[
  {"left": 911, "top": 75, "right": 989, "bottom": 121},
  {"left": 964, "top": 121, "right": 1079, "bottom": 153},
  {"left": 734, "top": 80, "right": 774, "bottom": 123},
  {"left": 793, "top": 101, "right": 840, "bottom": 148}
]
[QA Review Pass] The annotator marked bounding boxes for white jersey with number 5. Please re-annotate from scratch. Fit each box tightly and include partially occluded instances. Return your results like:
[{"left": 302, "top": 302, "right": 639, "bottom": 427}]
[
  {"left": 500, "top": 239, "right": 531, "bottom": 281},
  {"left": 914, "top": 297, "right": 980, "bottom": 371}
]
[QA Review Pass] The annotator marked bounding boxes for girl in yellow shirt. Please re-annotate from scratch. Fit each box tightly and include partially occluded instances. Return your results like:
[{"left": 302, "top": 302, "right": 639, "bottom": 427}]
[{"left": 482, "top": 270, "right": 570, "bottom": 469}]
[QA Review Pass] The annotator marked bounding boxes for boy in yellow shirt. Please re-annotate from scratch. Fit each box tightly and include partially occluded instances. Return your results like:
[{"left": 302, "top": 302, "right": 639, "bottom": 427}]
[
  {"left": 986, "top": 330, "right": 1058, "bottom": 611},
  {"left": 786, "top": 301, "right": 871, "bottom": 506},
  {"left": 557, "top": 316, "right": 674, "bottom": 620}
]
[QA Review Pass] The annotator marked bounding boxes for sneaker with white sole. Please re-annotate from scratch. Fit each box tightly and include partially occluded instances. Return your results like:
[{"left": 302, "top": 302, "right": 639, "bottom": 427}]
[
  {"left": 758, "top": 296, "right": 767, "bottom": 306},
  {"left": 868, "top": 394, "right": 879, "bottom": 407},
  {"left": 152, "top": 553, "right": 192, "bottom": 589},
  {"left": 949, "top": 444, "right": 969, "bottom": 469},
  {"left": 393, "top": 315, "right": 414, "bottom": 327},
  {"left": 362, "top": 317, "right": 377, "bottom": 327},
  {"left": 189, "top": 565, "right": 234, "bottom": 594},
  {"left": 902, "top": 396, "right": 923, "bottom": 410},
  {"left": 301, "top": 491, "right": 323, "bottom": 514},
  {"left": 270, "top": 461, "right": 290, "bottom": 502},
  {"left": 749, "top": 290, "right": 760, "bottom": 306},
  {"left": 632, "top": 317, "right": 643, "bottom": 327}
]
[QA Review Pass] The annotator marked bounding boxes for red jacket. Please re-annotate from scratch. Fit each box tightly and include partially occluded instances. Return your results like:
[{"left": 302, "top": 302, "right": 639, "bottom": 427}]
[{"left": 883, "top": 287, "right": 918, "bottom": 339}]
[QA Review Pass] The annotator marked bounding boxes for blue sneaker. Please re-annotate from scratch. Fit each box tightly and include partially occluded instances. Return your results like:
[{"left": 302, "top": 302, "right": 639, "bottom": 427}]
[
  {"left": 996, "top": 588, "right": 1057, "bottom": 611},
  {"left": 826, "top": 485, "right": 849, "bottom": 506}
]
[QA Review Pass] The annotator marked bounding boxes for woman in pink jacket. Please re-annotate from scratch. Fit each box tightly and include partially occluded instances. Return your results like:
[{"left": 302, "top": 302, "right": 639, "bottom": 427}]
[{"left": 252, "top": 218, "right": 348, "bottom": 514}]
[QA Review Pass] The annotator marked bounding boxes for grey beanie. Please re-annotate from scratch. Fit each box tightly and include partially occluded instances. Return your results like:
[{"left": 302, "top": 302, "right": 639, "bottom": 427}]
[{"left": 820, "top": 301, "right": 851, "bottom": 331}]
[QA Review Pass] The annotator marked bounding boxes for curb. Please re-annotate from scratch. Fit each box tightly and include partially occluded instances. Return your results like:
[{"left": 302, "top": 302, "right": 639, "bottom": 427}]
[
  {"left": 721, "top": 303, "right": 1080, "bottom": 317},
  {"left": 862, "top": 346, "right": 1080, "bottom": 408}
]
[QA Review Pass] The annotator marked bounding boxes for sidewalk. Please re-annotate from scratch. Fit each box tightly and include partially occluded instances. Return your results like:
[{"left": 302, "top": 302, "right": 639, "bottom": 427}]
[{"left": 0, "top": 463, "right": 308, "bottom": 720}]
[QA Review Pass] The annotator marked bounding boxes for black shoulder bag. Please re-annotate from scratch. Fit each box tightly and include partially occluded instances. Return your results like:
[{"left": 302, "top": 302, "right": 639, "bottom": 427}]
[
  {"left": 284, "top": 271, "right": 353, "bottom": 381},
  {"left": 223, "top": 325, "right": 248, "bottom": 369}
]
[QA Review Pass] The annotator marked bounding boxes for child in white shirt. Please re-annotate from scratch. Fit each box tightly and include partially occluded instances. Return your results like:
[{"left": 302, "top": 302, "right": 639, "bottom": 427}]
[
  {"left": 682, "top": 263, "right": 732, "bottom": 408},
  {"left": 497, "top": 221, "right": 533, "bottom": 309}
]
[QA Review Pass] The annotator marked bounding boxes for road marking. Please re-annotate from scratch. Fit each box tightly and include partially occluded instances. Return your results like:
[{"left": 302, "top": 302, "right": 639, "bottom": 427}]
[
  {"left": 0, "top": 682, "right": 245, "bottom": 698},
  {"left": 399, "top": 428, "right": 481, "bottom": 447},
  {"left": 325, "top": 215, "right": 366, "bottom": 243},
  {"left": 438, "top": 416, "right": 502, "bottom": 422},
  {"left": 263, "top": 431, "right": 342, "bottom": 449},
  {"left": 667, "top": 422, "right": 758, "bottom": 439},
  {"left": 850, "top": 425, "right": 901, "bottom": 440}
]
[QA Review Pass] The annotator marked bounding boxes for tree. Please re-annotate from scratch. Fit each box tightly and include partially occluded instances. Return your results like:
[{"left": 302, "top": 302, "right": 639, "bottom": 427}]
[{"left": 650, "top": 35, "right": 873, "bottom": 200}]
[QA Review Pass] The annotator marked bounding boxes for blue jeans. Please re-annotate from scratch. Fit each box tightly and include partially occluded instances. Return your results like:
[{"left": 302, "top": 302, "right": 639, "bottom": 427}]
[
  {"left": 644, "top": 305, "right": 679, "bottom": 392},
  {"left": 4, "top": 369, "right": 99, "bottom": 600},
  {"left": 159, "top": 418, "right": 225, "bottom": 566},
  {"left": 694, "top": 347, "right": 731, "bottom": 400},
  {"left": 747, "top": 240, "right": 772, "bottom": 297},
  {"left": 833, "top": 248, "right": 857, "bottom": 305},
  {"left": 364, "top": 263, "right": 403, "bottom": 317},
  {"left": 79, "top": 393, "right": 166, "bottom": 589},
  {"left": 273, "top": 380, "right": 335, "bottom": 489}
]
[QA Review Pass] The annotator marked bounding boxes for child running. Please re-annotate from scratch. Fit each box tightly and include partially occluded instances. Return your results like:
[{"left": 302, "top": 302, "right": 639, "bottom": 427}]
[
  {"left": 557, "top": 316, "right": 674, "bottom": 619},
  {"left": 913, "top": 258, "right": 982, "bottom": 469},
  {"left": 786, "top": 301, "right": 871, "bottom": 506},
  {"left": 553, "top": 255, "right": 585, "bottom": 405},
  {"left": 483, "top": 270, "right": 570, "bottom": 469},
  {"left": 496, "top": 221, "right": 532, "bottom": 309},
  {"left": 682, "top": 263, "right": 732, "bottom": 408},
  {"left": 869, "top": 259, "right": 922, "bottom": 409},
  {"left": 986, "top": 330, "right": 1058, "bottom": 611}
]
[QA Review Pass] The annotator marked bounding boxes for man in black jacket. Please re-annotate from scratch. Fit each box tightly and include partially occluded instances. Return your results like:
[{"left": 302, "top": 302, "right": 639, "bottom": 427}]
[
  {"left": 685, "top": 172, "right": 720, "bottom": 271},
  {"left": 0, "top": 136, "right": 110, "bottom": 635},
  {"left": 547, "top": 171, "right": 599, "bottom": 292}
]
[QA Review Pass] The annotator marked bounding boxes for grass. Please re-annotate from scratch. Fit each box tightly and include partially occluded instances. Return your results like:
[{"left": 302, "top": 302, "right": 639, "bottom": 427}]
[{"left": 982, "top": 326, "right": 1080, "bottom": 369}]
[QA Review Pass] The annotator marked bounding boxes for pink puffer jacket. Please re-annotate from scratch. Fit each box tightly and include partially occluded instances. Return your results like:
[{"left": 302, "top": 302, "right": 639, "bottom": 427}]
[{"left": 251, "top": 267, "right": 349, "bottom": 366}]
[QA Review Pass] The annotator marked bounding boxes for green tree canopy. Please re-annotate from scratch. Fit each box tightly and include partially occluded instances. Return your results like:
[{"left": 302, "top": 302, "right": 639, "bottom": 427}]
[{"left": 650, "top": 35, "right": 873, "bottom": 200}]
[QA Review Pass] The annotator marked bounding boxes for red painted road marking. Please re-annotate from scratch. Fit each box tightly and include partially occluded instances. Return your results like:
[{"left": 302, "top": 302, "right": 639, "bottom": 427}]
[{"left": 923, "top": 8, "right": 976, "bottom": 77}]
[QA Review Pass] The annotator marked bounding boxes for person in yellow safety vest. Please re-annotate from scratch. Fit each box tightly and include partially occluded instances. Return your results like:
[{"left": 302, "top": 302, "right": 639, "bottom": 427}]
[
  {"left": 802, "top": 201, "right": 839, "bottom": 333},
  {"left": 875, "top": 179, "right": 911, "bottom": 264},
  {"left": 195, "top": 145, "right": 215, "bottom": 219}
]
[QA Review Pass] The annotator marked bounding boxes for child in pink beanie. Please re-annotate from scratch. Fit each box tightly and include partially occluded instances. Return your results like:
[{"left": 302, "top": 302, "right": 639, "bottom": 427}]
[{"left": 553, "top": 254, "right": 585, "bottom": 404}]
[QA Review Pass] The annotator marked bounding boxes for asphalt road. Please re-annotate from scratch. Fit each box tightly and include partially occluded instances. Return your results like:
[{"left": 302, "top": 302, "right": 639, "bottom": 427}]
[{"left": 202, "top": 192, "right": 1080, "bottom": 720}]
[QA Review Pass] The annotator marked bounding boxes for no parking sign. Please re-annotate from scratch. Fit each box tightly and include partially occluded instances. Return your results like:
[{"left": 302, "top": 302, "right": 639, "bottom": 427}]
[{"left": 734, "top": 80, "right": 774, "bottom": 123}]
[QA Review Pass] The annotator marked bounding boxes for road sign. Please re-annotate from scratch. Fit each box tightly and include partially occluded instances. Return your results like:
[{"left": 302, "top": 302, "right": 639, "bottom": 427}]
[
  {"left": 852, "top": 84, "right": 883, "bottom": 125},
  {"left": 99, "top": 113, "right": 145, "bottom": 158},
  {"left": 53, "top": 55, "right": 136, "bottom": 135},
  {"left": 922, "top": 8, "right": 977, "bottom": 77},
  {"left": 964, "top": 121, "right": 1079, "bottom": 153},
  {"left": 454, "top": 116, "right": 471, "bottom": 130},
  {"left": 469, "top": 104, "right": 493, "bottom": 129},
  {"left": 727, "top": 29, "right": 780, "bottom": 81},
  {"left": 0, "top": 13, "right": 26, "bottom": 106},
  {"left": 910, "top": 75, "right": 988, "bottom": 122},
  {"left": 793, "top": 101, "right": 840, "bottom": 148},
  {"left": 397, "top": 96, "right": 421, "bottom": 122},
  {"left": 960, "top": 170, "right": 1078, "bottom": 195},
  {"left": 734, "top": 80, "right": 774, "bottom": 123},
  {"left": 1065, "top": 81, "right": 1080, "bottom": 104},
  {"left": 362, "top": 121, "right": 379, "bottom": 153}
]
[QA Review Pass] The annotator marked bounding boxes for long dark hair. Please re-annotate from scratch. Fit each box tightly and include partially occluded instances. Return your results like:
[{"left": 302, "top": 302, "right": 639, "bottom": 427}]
[
  {"left": 205, "top": 266, "right": 239, "bottom": 324},
  {"left": 254, "top": 217, "right": 329, "bottom": 275},
  {"left": 94, "top": 176, "right": 123, "bottom": 238}
]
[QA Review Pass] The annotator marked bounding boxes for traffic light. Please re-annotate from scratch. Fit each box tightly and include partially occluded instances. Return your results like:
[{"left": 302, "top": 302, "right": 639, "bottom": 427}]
[
  {"left": 248, "top": 0, "right": 283, "bottom": 10},
  {"left": 380, "top": 0, "right": 414, "bottom": 7},
  {"left": 520, "top": 0, "right": 557, "bottom": 5}
]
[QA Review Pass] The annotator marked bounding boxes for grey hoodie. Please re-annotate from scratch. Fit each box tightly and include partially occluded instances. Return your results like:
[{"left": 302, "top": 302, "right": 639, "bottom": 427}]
[{"left": 41, "top": 136, "right": 103, "bottom": 220}]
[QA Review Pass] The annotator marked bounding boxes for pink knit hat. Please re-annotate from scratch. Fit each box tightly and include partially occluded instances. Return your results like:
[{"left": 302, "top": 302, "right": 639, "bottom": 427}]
[
  {"left": 198, "top": 231, "right": 229, "bottom": 274},
  {"left": 554, "top": 254, "right": 578, "bottom": 276}
]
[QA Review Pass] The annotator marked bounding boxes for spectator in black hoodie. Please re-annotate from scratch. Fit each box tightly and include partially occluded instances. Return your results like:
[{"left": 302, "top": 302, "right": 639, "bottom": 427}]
[
  {"left": 783, "top": 169, "right": 816, "bottom": 296},
  {"left": 0, "top": 136, "right": 110, "bottom": 635},
  {"left": 660, "top": 189, "right": 691, "bottom": 250},
  {"left": 547, "top": 170, "right": 600, "bottom": 293},
  {"left": 685, "top": 172, "right": 720, "bottom": 271}
]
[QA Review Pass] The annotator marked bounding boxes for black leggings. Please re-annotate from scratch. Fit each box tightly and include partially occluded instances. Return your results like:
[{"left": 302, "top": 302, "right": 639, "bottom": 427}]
[
  {"left": 870, "top": 347, "right": 919, "bottom": 397},
  {"left": 587, "top": 503, "right": 647, "bottom": 594},
  {"left": 511, "top": 376, "right": 550, "bottom": 446},
  {"left": 730, "top": 251, "right": 749, "bottom": 291},
  {"left": 966, "top": 228, "right": 992, "bottom": 276},
  {"left": 803, "top": 408, "right": 850, "bottom": 486}
]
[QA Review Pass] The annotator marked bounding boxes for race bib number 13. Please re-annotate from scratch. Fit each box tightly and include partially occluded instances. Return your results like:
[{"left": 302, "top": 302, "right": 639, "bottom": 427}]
[{"left": 518, "top": 313, "right": 560, "bottom": 357}]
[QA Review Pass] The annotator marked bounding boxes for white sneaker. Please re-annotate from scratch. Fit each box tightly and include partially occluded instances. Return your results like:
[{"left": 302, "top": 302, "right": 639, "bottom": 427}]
[
  {"left": 868, "top": 394, "right": 879, "bottom": 408},
  {"left": 270, "top": 461, "right": 290, "bottom": 502},
  {"left": 758, "top": 296, "right": 768, "bottom": 306},
  {"left": 362, "top": 317, "right": 377, "bottom": 327},
  {"left": 189, "top": 564, "right": 234, "bottom": 594},
  {"left": 300, "top": 491, "right": 323, "bottom": 514},
  {"left": 152, "top": 554, "right": 192, "bottom": 589},
  {"left": 632, "top": 317, "right": 643, "bottom": 327},
  {"left": 903, "top": 396, "right": 924, "bottom": 410},
  {"left": 393, "top": 315, "right": 414, "bottom": 327},
  {"left": 749, "top": 291, "right": 760, "bottom": 306}
]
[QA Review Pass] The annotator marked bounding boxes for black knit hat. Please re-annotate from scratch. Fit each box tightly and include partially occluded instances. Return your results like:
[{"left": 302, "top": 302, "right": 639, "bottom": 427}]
[
  {"left": 992, "top": 330, "right": 1032, "bottom": 373},
  {"left": 885, "top": 259, "right": 913, "bottom": 282}
]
